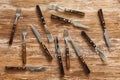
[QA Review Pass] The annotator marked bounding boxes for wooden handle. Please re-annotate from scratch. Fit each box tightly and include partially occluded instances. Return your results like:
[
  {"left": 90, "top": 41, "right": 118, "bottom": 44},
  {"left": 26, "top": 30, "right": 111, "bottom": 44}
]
[
  {"left": 9, "top": 25, "right": 16, "bottom": 45},
  {"left": 81, "top": 31, "right": 96, "bottom": 48},
  {"left": 51, "top": 14, "right": 70, "bottom": 23},
  {"left": 40, "top": 42, "right": 53, "bottom": 61},
  {"left": 36, "top": 5, "right": 46, "bottom": 25},
  {"left": 22, "top": 43, "right": 26, "bottom": 65},
  {"left": 65, "top": 9, "right": 85, "bottom": 16},
  {"left": 5, "top": 66, "right": 25, "bottom": 70},
  {"left": 65, "top": 48, "right": 70, "bottom": 70},
  {"left": 78, "top": 56, "right": 90, "bottom": 74},
  {"left": 98, "top": 9, "right": 106, "bottom": 29},
  {"left": 57, "top": 55, "right": 65, "bottom": 76}
]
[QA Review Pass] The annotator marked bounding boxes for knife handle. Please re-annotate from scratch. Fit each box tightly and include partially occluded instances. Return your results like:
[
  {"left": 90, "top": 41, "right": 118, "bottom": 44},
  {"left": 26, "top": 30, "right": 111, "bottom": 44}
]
[
  {"left": 40, "top": 42, "right": 53, "bottom": 61},
  {"left": 65, "top": 48, "right": 70, "bottom": 70},
  {"left": 36, "top": 5, "right": 46, "bottom": 25},
  {"left": 98, "top": 9, "right": 106, "bottom": 29},
  {"left": 9, "top": 24, "right": 16, "bottom": 46},
  {"left": 5, "top": 66, "right": 24, "bottom": 70},
  {"left": 65, "top": 9, "right": 85, "bottom": 16},
  {"left": 57, "top": 55, "right": 65, "bottom": 76},
  {"left": 51, "top": 14, "right": 70, "bottom": 23},
  {"left": 22, "top": 43, "right": 26, "bottom": 65},
  {"left": 81, "top": 31, "right": 96, "bottom": 48},
  {"left": 78, "top": 56, "right": 90, "bottom": 74}
]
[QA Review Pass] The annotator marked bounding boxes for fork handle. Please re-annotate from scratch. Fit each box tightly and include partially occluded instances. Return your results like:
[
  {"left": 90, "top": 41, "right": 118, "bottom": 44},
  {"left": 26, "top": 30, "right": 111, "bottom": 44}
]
[
  {"left": 9, "top": 24, "right": 16, "bottom": 45},
  {"left": 65, "top": 9, "right": 85, "bottom": 16},
  {"left": 40, "top": 42, "right": 53, "bottom": 61},
  {"left": 22, "top": 42, "right": 26, "bottom": 65},
  {"left": 65, "top": 47, "right": 70, "bottom": 70},
  {"left": 51, "top": 14, "right": 70, "bottom": 23}
]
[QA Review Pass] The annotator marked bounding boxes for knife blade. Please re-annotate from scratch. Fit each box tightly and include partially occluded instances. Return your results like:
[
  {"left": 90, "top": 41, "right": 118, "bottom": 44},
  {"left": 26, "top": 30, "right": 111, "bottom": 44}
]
[
  {"left": 5, "top": 66, "right": 46, "bottom": 71},
  {"left": 48, "top": 4, "right": 85, "bottom": 16},
  {"left": 31, "top": 24, "right": 53, "bottom": 61},
  {"left": 36, "top": 5, "right": 53, "bottom": 43},
  {"left": 51, "top": 14, "right": 89, "bottom": 29},
  {"left": 98, "top": 9, "right": 111, "bottom": 49}
]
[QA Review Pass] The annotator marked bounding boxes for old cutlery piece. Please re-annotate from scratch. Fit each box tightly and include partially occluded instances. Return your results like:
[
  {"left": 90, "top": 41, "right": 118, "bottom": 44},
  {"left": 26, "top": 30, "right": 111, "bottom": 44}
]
[
  {"left": 48, "top": 4, "right": 85, "bottom": 16},
  {"left": 98, "top": 9, "right": 111, "bottom": 49},
  {"left": 63, "top": 30, "right": 70, "bottom": 70},
  {"left": 22, "top": 27, "right": 27, "bottom": 66},
  {"left": 9, "top": 8, "right": 21, "bottom": 46},
  {"left": 31, "top": 24, "right": 53, "bottom": 61},
  {"left": 81, "top": 31, "right": 108, "bottom": 62},
  {"left": 36, "top": 5, "right": 53, "bottom": 43},
  {"left": 55, "top": 37, "right": 64, "bottom": 77},
  {"left": 51, "top": 14, "right": 89, "bottom": 29},
  {"left": 5, "top": 66, "right": 46, "bottom": 71},
  {"left": 67, "top": 30, "right": 90, "bottom": 74}
]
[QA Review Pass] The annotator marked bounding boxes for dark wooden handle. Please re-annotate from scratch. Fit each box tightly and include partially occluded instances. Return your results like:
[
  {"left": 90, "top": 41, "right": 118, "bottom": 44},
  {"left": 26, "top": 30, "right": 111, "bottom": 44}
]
[
  {"left": 57, "top": 55, "right": 65, "bottom": 76},
  {"left": 65, "top": 48, "right": 70, "bottom": 70},
  {"left": 81, "top": 31, "right": 96, "bottom": 48},
  {"left": 9, "top": 25, "right": 16, "bottom": 45},
  {"left": 66, "top": 9, "right": 85, "bottom": 16},
  {"left": 40, "top": 42, "right": 53, "bottom": 61},
  {"left": 98, "top": 9, "right": 106, "bottom": 29},
  {"left": 36, "top": 5, "right": 46, "bottom": 25},
  {"left": 22, "top": 43, "right": 26, "bottom": 65},
  {"left": 78, "top": 56, "right": 90, "bottom": 74},
  {"left": 51, "top": 14, "right": 69, "bottom": 23},
  {"left": 5, "top": 66, "right": 25, "bottom": 70}
]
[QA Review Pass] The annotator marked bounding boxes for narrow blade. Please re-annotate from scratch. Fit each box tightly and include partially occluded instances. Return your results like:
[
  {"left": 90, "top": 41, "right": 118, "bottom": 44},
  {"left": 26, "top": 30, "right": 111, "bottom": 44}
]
[
  {"left": 70, "top": 20, "right": 89, "bottom": 29},
  {"left": 26, "top": 66, "right": 46, "bottom": 71},
  {"left": 31, "top": 24, "right": 42, "bottom": 43},
  {"left": 48, "top": 4, "right": 65, "bottom": 12},
  {"left": 104, "top": 29, "right": 111, "bottom": 48}
]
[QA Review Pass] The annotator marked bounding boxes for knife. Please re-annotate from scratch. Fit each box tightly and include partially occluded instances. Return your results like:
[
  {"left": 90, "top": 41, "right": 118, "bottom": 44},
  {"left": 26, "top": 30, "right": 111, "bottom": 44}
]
[
  {"left": 5, "top": 66, "right": 46, "bottom": 71},
  {"left": 36, "top": 5, "right": 53, "bottom": 43},
  {"left": 69, "top": 35, "right": 90, "bottom": 74},
  {"left": 31, "top": 24, "right": 53, "bottom": 61},
  {"left": 55, "top": 37, "right": 64, "bottom": 77},
  {"left": 48, "top": 4, "right": 85, "bottom": 16},
  {"left": 98, "top": 9, "right": 111, "bottom": 49},
  {"left": 51, "top": 14, "right": 89, "bottom": 29},
  {"left": 81, "top": 31, "right": 108, "bottom": 62}
]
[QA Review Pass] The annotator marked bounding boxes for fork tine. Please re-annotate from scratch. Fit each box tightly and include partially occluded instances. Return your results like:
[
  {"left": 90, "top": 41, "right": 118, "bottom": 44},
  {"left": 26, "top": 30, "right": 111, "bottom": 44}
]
[
  {"left": 63, "top": 29, "right": 69, "bottom": 37},
  {"left": 16, "top": 8, "right": 21, "bottom": 13}
]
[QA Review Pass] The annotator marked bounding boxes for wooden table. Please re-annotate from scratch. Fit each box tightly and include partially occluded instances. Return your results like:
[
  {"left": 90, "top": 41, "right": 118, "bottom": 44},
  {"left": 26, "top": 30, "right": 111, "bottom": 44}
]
[{"left": 0, "top": 0, "right": 120, "bottom": 80}]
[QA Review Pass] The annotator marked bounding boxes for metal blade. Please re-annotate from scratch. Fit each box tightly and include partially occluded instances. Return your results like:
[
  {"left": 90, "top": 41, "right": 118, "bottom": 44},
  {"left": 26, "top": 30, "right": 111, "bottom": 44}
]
[
  {"left": 26, "top": 66, "right": 46, "bottom": 71},
  {"left": 31, "top": 24, "right": 42, "bottom": 43},
  {"left": 95, "top": 48, "right": 108, "bottom": 62},
  {"left": 104, "top": 29, "right": 111, "bottom": 48},
  {"left": 48, "top": 4, "right": 65, "bottom": 12},
  {"left": 70, "top": 20, "right": 89, "bottom": 29}
]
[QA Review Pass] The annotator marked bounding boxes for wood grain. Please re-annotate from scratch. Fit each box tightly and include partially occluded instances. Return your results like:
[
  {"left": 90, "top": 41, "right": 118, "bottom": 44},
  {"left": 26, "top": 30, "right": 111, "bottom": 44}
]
[{"left": 0, "top": 0, "right": 120, "bottom": 80}]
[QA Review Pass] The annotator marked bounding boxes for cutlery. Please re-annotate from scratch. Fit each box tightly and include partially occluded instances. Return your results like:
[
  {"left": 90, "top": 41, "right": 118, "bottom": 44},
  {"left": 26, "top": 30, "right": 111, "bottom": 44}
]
[
  {"left": 9, "top": 8, "right": 21, "bottom": 45},
  {"left": 51, "top": 14, "right": 89, "bottom": 29},
  {"left": 31, "top": 24, "right": 53, "bottom": 61}
]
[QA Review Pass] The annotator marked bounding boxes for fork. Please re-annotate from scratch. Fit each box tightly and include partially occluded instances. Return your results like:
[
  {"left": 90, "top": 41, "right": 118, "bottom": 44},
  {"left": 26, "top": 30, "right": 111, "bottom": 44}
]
[
  {"left": 9, "top": 8, "right": 21, "bottom": 45},
  {"left": 63, "top": 29, "right": 70, "bottom": 70},
  {"left": 22, "top": 27, "right": 27, "bottom": 66}
]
